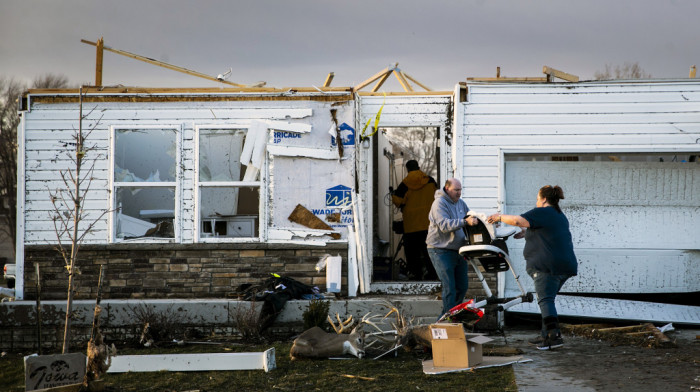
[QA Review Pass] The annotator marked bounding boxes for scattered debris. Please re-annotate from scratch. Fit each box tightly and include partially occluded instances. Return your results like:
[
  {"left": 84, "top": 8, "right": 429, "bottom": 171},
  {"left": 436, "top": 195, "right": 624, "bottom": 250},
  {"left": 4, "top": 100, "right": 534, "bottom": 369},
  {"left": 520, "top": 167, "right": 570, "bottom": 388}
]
[
  {"left": 251, "top": 274, "right": 322, "bottom": 332},
  {"left": 422, "top": 356, "right": 532, "bottom": 375},
  {"left": 288, "top": 204, "right": 341, "bottom": 239},
  {"left": 562, "top": 323, "right": 677, "bottom": 348},
  {"left": 0, "top": 287, "right": 14, "bottom": 298},
  {"left": 84, "top": 266, "right": 116, "bottom": 391},
  {"left": 482, "top": 345, "right": 523, "bottom": 356},
  {"left": 341, "top": 374, "right": 376, "bottom": 381}
]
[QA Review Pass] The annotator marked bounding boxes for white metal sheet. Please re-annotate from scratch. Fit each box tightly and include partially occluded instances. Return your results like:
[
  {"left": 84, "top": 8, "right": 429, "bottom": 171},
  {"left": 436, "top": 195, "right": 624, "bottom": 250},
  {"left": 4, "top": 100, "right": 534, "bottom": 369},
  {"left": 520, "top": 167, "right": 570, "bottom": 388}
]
[{"left": 508, "top": 295, "right": 700, "bottom": 326}]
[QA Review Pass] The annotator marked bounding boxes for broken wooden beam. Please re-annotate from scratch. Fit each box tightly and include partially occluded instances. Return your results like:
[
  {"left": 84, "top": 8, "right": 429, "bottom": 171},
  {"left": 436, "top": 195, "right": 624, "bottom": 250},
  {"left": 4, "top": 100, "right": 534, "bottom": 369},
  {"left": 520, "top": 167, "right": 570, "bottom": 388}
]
[
  {"left": 81, "top": 38, "right": 248, "bottom": 87},
  {"left": 643, "top": 323, "right": 672, "bottom": 345},
  {"left": 323, "top": 72, "right": 335, "bottom": 87},
  {"left": 95, "top": 37, "right": 104, "bottom": 87},
  {"left": 595, "top": 325, "right": 646, "bottom": 333},
  {"left": 542, "top": 66, "right": 579, "bottom": 82}
]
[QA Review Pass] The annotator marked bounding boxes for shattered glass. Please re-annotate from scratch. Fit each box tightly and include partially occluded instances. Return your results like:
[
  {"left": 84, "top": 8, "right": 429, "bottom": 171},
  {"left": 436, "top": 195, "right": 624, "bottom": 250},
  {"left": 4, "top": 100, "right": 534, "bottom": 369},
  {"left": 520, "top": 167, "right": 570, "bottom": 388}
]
[
  {"left": 113, "top": 128, "right": 178, "bottom": 240},
  {"left": 199, "top": 129, "right": 247, "bottom": 181},
  {"left": 198, "top": 128, "right": 259, "bottom": 239},
  {"left": 115, "top": 187, "right": 175, "bottom": 239},
  {"left": 115, "top": 128, "right": 177, "bottom": 182}
]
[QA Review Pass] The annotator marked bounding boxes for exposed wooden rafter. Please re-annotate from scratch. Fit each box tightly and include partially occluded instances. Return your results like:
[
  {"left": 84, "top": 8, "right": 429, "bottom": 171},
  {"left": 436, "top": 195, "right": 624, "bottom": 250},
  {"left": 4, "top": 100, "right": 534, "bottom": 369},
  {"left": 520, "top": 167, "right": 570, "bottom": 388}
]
[
  {"left": 323, "top": 72, "right": 335, "bottom": 87},
  {"left": 468, "top": 66, "right": 579, "bottom": 83},
  {"left": 354, "top": 63, "right": 431, "bottom": 92},
  {"left": 542, "top": 66, "right": 579, "bottom": 82},
  {"left": 94, "top": 37, "right": 104, "bottom": 86},
  {"left": 81, "top": 38, "right": 265, "bottom": 88}
]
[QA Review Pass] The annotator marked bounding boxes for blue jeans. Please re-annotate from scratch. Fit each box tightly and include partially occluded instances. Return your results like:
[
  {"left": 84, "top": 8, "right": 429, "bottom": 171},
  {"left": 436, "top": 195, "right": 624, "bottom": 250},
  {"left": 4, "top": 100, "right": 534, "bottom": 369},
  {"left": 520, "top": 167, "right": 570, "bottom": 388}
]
[
  {"left": 428, "top": 248, "right": 469, "bottom": 316},
  {"left": 527, "top": 268, "right": 570, "bottom": 335}
]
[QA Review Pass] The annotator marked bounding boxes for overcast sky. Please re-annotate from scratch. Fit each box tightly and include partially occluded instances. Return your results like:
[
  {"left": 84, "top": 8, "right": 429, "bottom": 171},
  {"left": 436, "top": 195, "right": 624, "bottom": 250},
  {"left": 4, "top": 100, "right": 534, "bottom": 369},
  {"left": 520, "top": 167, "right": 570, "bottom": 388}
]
[{"left": 2, "top": 0, "right": 698, "bottom": 91}]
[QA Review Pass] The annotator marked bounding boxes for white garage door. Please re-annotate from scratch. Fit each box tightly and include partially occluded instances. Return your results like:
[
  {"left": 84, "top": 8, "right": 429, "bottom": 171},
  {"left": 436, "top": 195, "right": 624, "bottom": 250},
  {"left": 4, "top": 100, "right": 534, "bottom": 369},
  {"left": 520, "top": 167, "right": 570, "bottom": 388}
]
[{"left": 503, "top": 160, "right": 700, "bottom": 296}]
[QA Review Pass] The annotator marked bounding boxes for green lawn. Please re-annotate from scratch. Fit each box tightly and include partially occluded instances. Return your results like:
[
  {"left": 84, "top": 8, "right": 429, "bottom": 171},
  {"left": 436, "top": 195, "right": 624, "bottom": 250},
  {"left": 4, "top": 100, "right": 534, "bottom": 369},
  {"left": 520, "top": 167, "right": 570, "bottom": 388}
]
[{"left": 1, "top": 341, "right": 517, "bottom": 392}]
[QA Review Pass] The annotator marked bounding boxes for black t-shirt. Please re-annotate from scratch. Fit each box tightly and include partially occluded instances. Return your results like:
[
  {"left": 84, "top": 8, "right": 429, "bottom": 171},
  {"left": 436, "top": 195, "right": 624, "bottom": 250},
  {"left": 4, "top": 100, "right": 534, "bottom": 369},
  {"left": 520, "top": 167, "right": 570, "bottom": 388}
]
[{"left": 521, "top": 206, "right": 578, "bottom": 276}]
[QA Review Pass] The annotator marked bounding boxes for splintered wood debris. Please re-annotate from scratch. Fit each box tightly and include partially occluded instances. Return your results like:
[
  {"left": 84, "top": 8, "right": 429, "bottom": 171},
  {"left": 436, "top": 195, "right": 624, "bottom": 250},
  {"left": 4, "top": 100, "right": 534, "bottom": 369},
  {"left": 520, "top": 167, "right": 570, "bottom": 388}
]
[
  {"left": 562, "top": 323, "right": 676, "bottom": 348},
  {"left": 288, "top": 204, "right": 341, "bottom": 239}
]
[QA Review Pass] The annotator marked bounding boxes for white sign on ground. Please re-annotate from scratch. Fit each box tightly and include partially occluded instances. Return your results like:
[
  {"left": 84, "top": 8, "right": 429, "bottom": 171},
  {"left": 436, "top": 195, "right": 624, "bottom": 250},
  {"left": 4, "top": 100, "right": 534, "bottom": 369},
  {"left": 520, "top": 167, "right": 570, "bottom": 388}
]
[{"left": 24, "top": 353, "right": 86, "bottom": 391}]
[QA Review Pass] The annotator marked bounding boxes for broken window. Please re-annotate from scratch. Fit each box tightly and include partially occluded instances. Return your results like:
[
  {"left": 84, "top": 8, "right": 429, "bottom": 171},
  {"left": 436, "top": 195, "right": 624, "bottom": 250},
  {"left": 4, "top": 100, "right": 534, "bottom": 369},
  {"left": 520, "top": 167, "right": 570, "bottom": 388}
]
[
  {"left": 113, "top": 127, "right": 178, "bottom": 240},
  {"left": 382, "top": 127, "right": 439, "bottom": 179},
  {"left": 197, "top": 128, "right": 260, "bottom": 239}
]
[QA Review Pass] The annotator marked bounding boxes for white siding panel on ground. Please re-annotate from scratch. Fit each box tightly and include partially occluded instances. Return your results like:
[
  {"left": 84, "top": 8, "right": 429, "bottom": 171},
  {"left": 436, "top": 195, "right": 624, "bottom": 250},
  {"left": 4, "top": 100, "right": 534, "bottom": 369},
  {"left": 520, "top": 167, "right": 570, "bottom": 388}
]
[
  {"left": 509, "top": 295, "right": 700, "bottom": 326},
  {"left": 459, "top": 80, "right": 700, "bottom": 296}
]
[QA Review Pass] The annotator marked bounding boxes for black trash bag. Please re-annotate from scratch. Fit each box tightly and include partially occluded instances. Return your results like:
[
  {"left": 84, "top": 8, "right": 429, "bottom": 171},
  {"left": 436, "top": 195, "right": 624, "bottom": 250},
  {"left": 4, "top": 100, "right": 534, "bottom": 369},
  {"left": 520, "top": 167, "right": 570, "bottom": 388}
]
[{"left": 242, "top": 274, "right": 318, "bottom": 332}]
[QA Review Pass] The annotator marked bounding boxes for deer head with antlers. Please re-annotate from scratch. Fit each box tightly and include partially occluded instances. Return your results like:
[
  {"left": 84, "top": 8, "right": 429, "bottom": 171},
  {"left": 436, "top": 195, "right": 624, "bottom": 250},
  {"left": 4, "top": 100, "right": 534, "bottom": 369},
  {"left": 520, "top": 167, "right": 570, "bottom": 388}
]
[{"left": 290, "top": 312, "right": 383, "bottom": 360}]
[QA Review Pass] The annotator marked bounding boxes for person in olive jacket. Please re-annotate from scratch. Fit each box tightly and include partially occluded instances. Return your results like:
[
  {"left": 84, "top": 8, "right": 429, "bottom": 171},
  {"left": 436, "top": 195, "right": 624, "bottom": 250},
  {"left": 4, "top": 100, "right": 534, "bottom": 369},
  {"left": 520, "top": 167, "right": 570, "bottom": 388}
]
[{"left": 392, "top": 160, "right": 438, "bottom": 280}]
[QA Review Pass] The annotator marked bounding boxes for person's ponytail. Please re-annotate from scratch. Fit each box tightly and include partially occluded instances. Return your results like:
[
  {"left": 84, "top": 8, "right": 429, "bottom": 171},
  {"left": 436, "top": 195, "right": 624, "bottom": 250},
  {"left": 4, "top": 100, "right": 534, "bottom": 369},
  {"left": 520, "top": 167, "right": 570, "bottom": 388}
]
[{"left": 540, "top": 185, "right": 564, "bottom": 213}]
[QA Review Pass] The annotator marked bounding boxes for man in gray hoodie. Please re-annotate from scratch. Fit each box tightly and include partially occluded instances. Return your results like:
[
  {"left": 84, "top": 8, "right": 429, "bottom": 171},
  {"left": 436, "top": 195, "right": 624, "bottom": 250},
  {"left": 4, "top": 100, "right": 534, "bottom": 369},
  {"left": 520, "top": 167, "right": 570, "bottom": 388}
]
[{"left": 426, "top": 178, "right": 479, "bottom": 316}]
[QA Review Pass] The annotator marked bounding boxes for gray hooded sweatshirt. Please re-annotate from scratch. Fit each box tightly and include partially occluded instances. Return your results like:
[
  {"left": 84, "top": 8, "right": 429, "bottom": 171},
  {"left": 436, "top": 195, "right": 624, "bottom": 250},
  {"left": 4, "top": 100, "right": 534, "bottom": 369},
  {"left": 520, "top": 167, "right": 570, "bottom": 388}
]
[{"left": 426, "top": 188, "right": 470, "bottom": 250}]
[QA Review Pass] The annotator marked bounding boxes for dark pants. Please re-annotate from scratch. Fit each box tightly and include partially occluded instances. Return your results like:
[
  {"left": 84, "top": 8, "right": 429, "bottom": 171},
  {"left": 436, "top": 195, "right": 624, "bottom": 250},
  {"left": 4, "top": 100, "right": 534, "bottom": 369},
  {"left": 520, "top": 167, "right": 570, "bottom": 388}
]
[
  {"left": 428, "top": 248, "right": 469, "bottom": 316},
  {"left": 527, "top": 268, "right": 571, "bottom": 337},
  {"left": 403, "top": 230, "right": 436, "bottom": 280}
]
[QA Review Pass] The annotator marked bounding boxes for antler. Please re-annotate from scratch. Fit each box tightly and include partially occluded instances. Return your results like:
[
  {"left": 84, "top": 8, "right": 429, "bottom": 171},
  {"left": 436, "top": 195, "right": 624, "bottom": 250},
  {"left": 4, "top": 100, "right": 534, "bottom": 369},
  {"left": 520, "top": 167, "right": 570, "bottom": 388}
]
[
  {"left": 382, "top": 304, "right": 413, "bottom": 332},
  {"left": 327, "top": 313, "right": 354, "bottom": 334},
  {"left": 358, "top": 312, "right": 385, "bottom": 334}
]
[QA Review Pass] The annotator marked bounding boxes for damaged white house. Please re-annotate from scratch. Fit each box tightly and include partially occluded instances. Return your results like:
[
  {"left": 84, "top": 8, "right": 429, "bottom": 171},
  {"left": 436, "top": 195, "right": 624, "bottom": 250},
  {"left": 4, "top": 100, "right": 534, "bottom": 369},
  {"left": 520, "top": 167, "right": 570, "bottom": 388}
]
[{"left": 12, "top": 77, "right": 700, "bottom": 323}]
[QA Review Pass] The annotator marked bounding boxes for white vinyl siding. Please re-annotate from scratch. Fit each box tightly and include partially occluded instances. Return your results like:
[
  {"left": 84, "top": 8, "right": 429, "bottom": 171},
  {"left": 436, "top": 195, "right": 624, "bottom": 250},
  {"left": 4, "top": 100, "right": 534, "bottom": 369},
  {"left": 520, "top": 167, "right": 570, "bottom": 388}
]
[
  {"left": 22, "top": 97, "right": 351, "bottom": 245},
  {"left": 458, "top": 80, "right": 700, "bottom": 296},
  {"left": 459, "top": 81, "right": 700, "bottom": 211}
]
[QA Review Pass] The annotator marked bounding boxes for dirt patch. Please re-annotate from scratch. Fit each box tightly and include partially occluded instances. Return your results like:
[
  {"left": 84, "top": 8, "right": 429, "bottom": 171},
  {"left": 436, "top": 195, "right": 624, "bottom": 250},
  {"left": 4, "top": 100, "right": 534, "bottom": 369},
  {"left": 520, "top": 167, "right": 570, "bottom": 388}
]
[{"left": 492, "top": 325, "right": 700, "bottom": 391}]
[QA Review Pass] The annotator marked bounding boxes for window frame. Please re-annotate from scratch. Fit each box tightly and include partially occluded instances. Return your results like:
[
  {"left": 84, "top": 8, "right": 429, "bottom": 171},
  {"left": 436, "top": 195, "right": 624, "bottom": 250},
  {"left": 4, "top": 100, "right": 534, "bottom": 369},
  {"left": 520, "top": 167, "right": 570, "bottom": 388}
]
[
  {"left": 194, "top": 124, "right": 264, "bottom": 243},
  {"left": 109, "top": 125, "right": 182, "bottom": 243}
]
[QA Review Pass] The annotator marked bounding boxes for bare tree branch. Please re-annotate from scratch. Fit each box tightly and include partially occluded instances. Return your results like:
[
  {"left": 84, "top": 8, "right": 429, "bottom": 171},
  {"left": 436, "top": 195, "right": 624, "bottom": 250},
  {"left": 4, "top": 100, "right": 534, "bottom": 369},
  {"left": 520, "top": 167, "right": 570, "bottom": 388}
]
[
  {"left": 594, "top": 62, "right": 652, "bottom": 80},
  {"left": 45, "top": 85, "right": 112, "bottom": 353}
]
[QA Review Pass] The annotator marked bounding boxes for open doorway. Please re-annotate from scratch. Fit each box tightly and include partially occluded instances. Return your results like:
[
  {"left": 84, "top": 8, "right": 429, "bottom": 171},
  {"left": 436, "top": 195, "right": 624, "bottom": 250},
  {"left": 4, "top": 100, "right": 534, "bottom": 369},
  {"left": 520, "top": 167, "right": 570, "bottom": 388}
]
[{"left": 373, "top": 126, "right": 439, "bottom": 281}]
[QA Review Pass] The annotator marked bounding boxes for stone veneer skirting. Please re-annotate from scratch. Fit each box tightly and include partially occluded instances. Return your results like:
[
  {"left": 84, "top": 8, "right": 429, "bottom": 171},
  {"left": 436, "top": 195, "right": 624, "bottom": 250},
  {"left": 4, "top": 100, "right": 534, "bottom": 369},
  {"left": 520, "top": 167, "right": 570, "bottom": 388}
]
[{"left": 21, "top": 243, "right": 350, "bottom": 300}]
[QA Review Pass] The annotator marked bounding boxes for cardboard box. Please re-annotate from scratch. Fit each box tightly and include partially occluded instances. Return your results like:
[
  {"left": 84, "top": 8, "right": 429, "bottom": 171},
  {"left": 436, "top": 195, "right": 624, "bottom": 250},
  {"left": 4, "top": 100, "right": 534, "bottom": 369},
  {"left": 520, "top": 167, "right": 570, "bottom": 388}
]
[{"left": 429, "top": 323, "right": 493, "bottom": 368}]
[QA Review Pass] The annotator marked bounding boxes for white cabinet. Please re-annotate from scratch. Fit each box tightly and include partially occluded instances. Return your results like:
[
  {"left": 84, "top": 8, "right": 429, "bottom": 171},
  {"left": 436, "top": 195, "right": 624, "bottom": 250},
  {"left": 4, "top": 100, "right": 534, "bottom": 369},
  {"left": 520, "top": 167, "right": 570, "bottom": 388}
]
[
  {"left": 202, "top": 215, "right": 257, "bottom": 238},
  {"left": 227, "top": 216, "right": 256, "bottom": 237}
]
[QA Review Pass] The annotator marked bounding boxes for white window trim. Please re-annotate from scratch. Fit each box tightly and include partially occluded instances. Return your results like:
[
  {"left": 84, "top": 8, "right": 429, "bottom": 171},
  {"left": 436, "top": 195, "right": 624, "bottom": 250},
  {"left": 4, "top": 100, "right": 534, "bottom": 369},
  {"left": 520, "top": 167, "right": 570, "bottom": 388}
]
[
  {"left": 194, "top": 124, "right": 265, "bottom": 243},
  {"left": 109, "top": 124, "right": 182, "bottom": 243}
]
